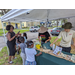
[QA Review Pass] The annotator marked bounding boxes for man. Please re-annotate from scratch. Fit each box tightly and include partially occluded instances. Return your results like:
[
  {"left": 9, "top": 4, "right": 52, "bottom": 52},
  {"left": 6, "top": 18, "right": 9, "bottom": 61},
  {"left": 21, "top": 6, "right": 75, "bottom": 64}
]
[{"left": 50, "top": 22, "right": 75, "bottom": 53}]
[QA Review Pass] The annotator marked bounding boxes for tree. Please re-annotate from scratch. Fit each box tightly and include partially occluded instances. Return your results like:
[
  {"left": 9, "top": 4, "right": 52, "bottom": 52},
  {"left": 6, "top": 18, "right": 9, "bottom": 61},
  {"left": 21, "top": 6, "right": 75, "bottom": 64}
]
[
  {"left": 61, "top": 19, "right": 67, "bottom": 25},
  {"left": 0, "top": 9, "right": 11, "bottom": 16}
]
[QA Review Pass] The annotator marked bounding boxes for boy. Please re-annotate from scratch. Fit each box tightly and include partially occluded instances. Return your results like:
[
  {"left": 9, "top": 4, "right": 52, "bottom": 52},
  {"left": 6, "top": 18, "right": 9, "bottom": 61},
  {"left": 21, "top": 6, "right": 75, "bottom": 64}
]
[{"left": 25, "top": 41, "right": 42, "bottom": 65}]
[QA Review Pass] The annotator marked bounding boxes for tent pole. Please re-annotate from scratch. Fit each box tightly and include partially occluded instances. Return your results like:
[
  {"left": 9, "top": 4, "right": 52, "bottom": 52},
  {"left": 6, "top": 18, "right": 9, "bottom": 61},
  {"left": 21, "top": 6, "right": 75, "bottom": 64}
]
[
  {"left": 20, "top": 22, "right": 22, "bottom": 29},
  {"left": 1, "top": 21, "right": 9, "bottom": 55},
  {"left": 46, "top": 9, "right": 50, "bottom": 27}
]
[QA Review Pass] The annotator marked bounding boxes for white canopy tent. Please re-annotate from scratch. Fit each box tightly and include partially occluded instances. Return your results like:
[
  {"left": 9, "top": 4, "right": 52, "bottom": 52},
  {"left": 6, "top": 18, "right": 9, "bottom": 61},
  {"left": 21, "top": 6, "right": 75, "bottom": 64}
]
[
  {"left": 1, "top": 9, "right": 75, "bottom": 22},
  {"left": 1, "top": 9, "right": 75, "bottom": 54}
]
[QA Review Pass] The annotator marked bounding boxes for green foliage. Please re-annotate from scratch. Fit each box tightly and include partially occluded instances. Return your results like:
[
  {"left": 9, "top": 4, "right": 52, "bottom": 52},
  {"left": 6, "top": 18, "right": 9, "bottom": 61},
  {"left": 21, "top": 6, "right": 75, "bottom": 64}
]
[{"left": 37, "top": 25, "right": 40, "bottom": 27}]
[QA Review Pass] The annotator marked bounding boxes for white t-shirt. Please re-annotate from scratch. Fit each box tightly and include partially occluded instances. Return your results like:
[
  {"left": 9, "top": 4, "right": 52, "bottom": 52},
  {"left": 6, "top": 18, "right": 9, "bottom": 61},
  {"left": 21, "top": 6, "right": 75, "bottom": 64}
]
[
  {"left": 25, "top": 48, "right": 37, "bottom": 62},
  {"left": 58, "top": 30, "right": 75, "bottom": 47}
]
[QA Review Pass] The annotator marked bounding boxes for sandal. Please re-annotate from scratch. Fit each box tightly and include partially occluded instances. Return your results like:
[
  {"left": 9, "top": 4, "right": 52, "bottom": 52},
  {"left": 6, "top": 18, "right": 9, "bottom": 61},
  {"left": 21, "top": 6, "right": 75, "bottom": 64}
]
[{"left": 8, "top": 61, "right": 13, "bottom": 64}]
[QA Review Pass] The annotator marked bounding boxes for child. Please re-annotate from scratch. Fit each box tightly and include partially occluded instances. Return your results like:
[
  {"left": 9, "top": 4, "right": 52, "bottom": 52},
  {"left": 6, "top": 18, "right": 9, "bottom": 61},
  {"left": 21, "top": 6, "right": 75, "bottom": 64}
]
[
  {"left": 18, "top": 37, "right": 27, "bottom": 65},
  {"left": 25, "top": 41, "right": 42, "bottom": 65},
  {"left": 16, "top": 33, "right": 21, "bottom": 54},
  {"left": 23, "top": 33, "right": 27, "bottom": 43}
]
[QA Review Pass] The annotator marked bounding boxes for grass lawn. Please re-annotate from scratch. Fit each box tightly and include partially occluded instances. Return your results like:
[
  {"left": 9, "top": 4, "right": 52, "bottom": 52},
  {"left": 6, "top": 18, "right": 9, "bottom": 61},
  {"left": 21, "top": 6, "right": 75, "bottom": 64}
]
[
  {"left": 0, "top": 29, "right": 29, "bottom": 36},
  {"left": 48, "top": 26, "right": 62, "bottom": 29},
  {"left": 0, "top": 47, "right": 22, "bottom": 65}
]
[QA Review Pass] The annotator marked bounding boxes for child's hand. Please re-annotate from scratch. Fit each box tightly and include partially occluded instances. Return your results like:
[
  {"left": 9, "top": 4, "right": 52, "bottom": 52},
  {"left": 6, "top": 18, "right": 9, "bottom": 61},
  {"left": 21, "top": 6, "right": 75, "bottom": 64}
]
[
  {"left": 36, "top": 52, "right": 42, "bottom": 56},
  {"left": 39, "top": 52, "right": 42, "bottom": 55}
]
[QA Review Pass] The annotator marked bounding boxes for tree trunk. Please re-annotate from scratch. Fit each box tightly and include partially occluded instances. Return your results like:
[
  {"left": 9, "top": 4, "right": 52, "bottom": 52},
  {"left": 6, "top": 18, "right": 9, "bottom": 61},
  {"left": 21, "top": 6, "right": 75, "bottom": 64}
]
[
  {"left": 57, "top": 20, "right": 59, "bottom": 27},
  {"left": 31, "top": 22, "right": 33, "bottom": 26},
  {"left": 63, "top": 19, "right": 66, "bottom": 24}
]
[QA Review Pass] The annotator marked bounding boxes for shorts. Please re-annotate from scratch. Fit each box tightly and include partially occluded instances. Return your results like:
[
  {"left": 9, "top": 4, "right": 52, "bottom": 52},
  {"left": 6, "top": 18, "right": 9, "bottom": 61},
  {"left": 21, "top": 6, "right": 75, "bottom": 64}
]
[
  {"left": 16, "top": 43, "right": 20, "bottom": 50},
  {"left": 25, "top": 60, "right": 36, "bottom": 65}
]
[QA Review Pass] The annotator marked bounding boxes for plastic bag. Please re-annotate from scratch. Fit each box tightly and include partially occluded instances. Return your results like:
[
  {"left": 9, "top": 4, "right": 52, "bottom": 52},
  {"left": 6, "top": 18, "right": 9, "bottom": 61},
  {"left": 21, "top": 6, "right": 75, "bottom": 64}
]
[
  {"left": 36, "top": 44, "right": 41, "bottom": 49},
  {"left": 34, "top": 41, "right": 41, "bottom": 49}
]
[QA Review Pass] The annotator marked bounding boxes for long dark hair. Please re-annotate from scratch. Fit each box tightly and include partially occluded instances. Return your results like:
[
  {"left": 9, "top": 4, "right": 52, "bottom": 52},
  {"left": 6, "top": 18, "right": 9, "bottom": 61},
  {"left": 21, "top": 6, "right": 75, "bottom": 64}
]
[{"left": 23, "top": 33, "right": 27, "bottom": 39}]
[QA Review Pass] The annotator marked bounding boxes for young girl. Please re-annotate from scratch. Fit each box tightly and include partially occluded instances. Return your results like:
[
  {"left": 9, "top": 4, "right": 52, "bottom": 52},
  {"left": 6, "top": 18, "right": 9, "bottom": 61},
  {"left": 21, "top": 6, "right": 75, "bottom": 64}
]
[
  {"left": 23, "top": 33, "right": 27, "bottom": 43},
  {"left": 25, "top": 41, "right": 42, "bottom": 65},
  {"left": 16, "top": 33, "right": 21, "bottom": 54},
  {"left": 18, "top": 37, "right": 27, "bottom": 65}
]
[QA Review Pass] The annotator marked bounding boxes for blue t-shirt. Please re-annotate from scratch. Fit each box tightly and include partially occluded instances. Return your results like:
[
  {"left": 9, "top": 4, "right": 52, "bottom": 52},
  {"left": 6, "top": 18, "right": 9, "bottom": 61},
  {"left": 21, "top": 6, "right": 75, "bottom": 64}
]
[{"left": 24, "top": 37, "right": 27, "bottom": 43}]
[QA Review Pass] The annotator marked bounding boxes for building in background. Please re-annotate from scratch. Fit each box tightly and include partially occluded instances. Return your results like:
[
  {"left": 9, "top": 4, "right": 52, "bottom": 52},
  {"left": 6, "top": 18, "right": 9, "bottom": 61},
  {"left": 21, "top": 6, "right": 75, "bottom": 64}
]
[
  {"left": 0, "top": 21, "right": 27, "bottom": 29},
  {"left": 0, "top": 15, "right": 27, "bottom": 29}
]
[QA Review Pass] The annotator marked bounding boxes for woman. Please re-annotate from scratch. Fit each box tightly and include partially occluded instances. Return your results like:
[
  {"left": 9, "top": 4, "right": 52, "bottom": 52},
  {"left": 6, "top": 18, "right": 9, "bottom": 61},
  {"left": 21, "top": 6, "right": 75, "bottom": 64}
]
[
  {"left": 38, "top": 26, "right": 52, "bottom": 49},
  {"left": 50, "top": 22, "right": 75, "bottom": 53},
  {"left": 6, "top": 25, "right": 18, "bottom": 64}
]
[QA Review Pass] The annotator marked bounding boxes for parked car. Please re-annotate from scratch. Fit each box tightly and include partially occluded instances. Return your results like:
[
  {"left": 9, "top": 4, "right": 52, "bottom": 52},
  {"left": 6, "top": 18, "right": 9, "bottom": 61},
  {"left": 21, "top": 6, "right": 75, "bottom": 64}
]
[
  {"left": 29, "top": 26, "right": 40, "bottom": 32},
  {"left": 50, "top": 27, "right": 64, "bottom": 36}
]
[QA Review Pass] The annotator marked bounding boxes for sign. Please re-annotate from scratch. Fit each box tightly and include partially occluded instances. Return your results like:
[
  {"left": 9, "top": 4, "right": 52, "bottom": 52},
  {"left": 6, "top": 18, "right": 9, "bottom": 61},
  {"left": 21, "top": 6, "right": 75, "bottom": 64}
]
[{"left": 53, "top": 46, "right": 62, "bottom": 55}]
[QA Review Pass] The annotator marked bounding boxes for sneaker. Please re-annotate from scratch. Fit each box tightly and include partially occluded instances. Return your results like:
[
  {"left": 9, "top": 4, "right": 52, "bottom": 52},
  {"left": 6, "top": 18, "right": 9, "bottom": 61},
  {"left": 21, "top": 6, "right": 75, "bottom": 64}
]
[
  {"left": 14, "top": 57, "right": 17, "bottom": 59},
  {"left": 8, "top": 61, "right": 13, "bottom": 64}
]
